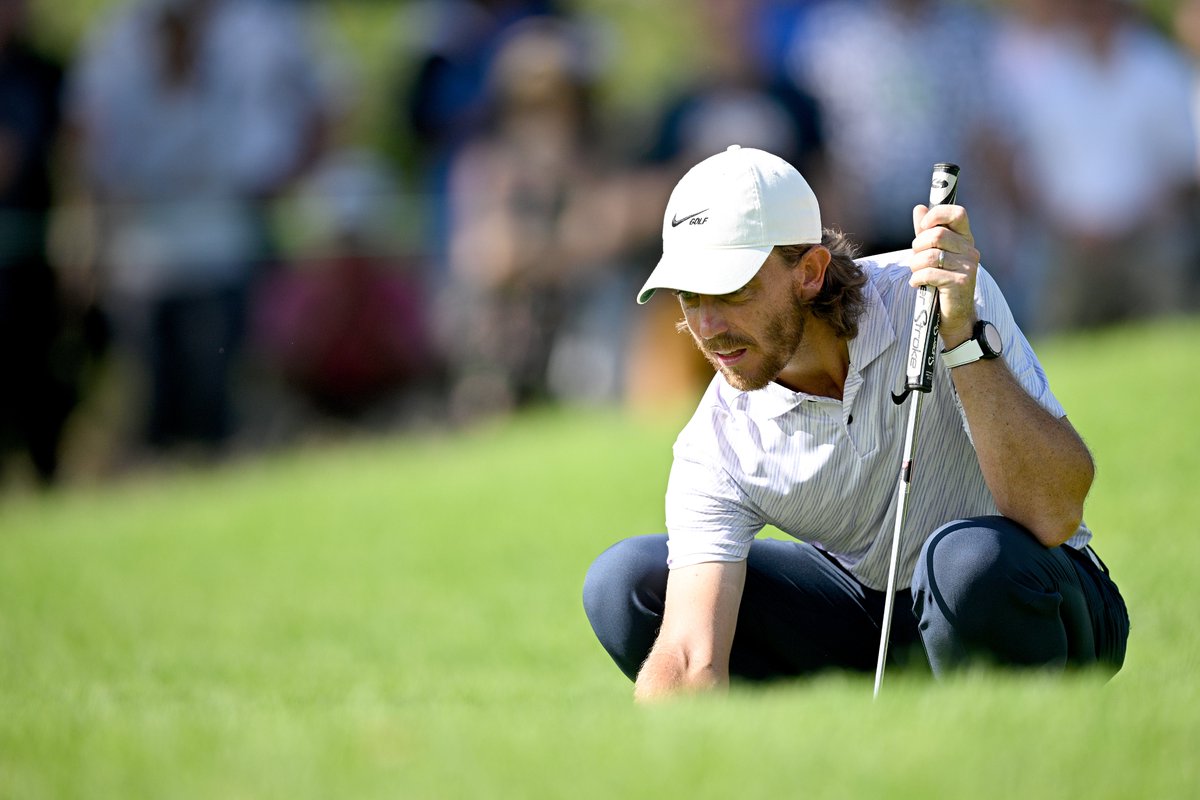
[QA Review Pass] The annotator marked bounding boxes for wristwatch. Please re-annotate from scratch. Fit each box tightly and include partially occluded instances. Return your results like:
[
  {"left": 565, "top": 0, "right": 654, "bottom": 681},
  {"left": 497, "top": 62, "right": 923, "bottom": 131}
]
[{"left": 941, "top": 320, "right": 1003, "bottom": 369}]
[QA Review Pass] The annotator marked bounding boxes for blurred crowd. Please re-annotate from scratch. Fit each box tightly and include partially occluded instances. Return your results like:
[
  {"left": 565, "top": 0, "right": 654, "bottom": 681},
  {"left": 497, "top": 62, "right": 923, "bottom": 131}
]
[{"left": 2, "top": 0, "right": 1199, "bottom": 486}]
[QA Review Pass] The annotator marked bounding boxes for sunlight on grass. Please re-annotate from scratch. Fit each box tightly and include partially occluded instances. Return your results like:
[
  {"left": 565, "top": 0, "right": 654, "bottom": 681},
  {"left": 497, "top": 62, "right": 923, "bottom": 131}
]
[{"left": 2, "top": 319, "right": 1199, "bottom": 798}]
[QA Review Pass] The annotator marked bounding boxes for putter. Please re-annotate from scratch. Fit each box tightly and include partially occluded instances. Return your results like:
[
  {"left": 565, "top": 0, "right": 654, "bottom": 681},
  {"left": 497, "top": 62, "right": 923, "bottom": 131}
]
[{"left": 873, "top": 163, "right": 960, "bottom": 698}]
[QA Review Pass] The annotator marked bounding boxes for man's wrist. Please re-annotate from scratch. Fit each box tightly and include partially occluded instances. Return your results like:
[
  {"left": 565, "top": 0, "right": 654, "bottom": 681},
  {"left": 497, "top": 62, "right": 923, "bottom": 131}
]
[
  {"left": 942, "top": 319, "right": 1004, "bottom": 369},
  {"left": 939, "top": 321, "right": 975, "bottom": 350}
]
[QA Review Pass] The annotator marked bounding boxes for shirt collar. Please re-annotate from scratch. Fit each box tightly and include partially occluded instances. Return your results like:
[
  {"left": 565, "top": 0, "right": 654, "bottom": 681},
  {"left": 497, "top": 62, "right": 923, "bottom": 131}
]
[
  {"left": 717, "top": 277, "right": 898, "bottom": 419},
  {"left": 847, "top": 278, "right": 896, "bottom": 374}
]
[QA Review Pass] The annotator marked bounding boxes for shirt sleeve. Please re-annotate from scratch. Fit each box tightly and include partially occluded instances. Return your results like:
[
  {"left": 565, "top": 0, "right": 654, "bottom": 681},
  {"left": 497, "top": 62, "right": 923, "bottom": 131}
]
[
  {"left": 663, "top": 450, "right": 764, "bottom": 569},
  {"left": 949, "top": 265, "right": 1066, "bottom": 440}
]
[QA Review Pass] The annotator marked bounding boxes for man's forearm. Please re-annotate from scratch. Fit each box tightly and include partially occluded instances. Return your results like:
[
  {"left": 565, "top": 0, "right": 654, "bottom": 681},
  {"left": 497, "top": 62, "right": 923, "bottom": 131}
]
[
  {"left": 950, "top": 358, "right": 1094, "bottom": 546},
  {"left": 633, "top": 560, "right": 744, "bottom": 702}
]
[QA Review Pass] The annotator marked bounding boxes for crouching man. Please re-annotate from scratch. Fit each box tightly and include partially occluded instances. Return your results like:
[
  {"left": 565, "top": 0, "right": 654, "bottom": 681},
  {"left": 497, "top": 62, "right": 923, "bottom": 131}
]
[{"left": 583, "top": 146, "right": 1128, "bottom": 700}]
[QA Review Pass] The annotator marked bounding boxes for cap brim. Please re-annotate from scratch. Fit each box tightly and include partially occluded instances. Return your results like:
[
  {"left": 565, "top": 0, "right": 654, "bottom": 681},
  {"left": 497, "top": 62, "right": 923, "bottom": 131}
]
[{"left": 636, "top": 245, "right": 773, "bottom": 304}]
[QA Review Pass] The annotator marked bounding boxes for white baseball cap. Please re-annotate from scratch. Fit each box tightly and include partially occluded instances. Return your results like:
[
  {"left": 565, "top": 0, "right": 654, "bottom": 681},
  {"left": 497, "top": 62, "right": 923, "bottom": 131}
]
[{"left": 637, "top": 145, "right": 821, "bottom": 304}]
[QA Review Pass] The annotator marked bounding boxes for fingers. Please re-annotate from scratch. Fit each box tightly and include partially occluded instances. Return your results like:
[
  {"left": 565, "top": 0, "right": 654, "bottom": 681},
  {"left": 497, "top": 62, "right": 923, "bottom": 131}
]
[
  {"left": 912, "top": 204, "right": 929, "bottom": 237},
  {"left": 909, "top": 249, "right": 978, "bottom": 343},
  {"left": 913, "top": 203, "right": 973, "bottom": 240},
  {"left": 908, "top": 253, "right": 976, "bottom": 290},
  {"left": 911, "top": 225, "right": 980, "bottom": 263},
  {"left": 909, "top": 204, "right": 979, "bottom": 343},
  {"left": 908, "top": 233, "right": 979, "bottom": 282},
  {"left": 910, "top": 203, "right": 979, "bottom": 267}
]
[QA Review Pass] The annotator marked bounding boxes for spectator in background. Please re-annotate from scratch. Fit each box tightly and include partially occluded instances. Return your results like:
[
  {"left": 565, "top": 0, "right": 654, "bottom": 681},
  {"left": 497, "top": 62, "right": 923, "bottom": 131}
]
[
  {"left": 624, "top": 0, "right": 828, "bottom": 414},
  {"left": 1171, "top": 0, "right": 1200, "bottom": 307},
  {"left": 249, "top": 47, "right": 442, "bottom": 434},
  {"left": 1175, "top": 0, "right": 1200, "bottom": 176},
  {"left": 987, "top": 0, "right": 1198, "bottom": 333},
  {"left": 440, "top": 15, "right": 632, "bottom": 420},
  {"left": 787, "top": 0, "right": 994, "bottom": 256},
  {"left": 64, "top": 0, "right": 330, "bottom": 461},
  {"left": 748, "top": 0, "right": 828, "bottom": 83},
  {"left": 391, "top": 0, "right": 561, "bottom": 282},
  {"left": 0, "top": 0, "right": 78, "bottom": 485},
  {"left": 253, "top": 127, "right": 440, "bottom": 426},
  {"left": 645, "top": 0, "right": 824, "bottom": 177}
]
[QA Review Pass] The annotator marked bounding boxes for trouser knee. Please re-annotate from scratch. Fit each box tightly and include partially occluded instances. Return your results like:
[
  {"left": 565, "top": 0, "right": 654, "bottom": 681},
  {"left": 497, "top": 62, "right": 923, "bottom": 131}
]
[
  {"left": 912, "top": 517, "right": 1039, "bottom": 611},
  {"left": 912, "top": 516, "right": 1059, "bottom": 628},
  {"left": 582, "top": 534, "right": 668, "bottom": 681},
  {"left": 912, "top": 516, "right": 1085, "bottom": 672}
]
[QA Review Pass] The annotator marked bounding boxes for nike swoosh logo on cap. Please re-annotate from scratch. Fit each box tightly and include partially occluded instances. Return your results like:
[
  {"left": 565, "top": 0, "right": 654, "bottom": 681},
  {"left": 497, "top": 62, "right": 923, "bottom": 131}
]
[{"left": 670, "top": 208, "right": 709, "bottom": 227}]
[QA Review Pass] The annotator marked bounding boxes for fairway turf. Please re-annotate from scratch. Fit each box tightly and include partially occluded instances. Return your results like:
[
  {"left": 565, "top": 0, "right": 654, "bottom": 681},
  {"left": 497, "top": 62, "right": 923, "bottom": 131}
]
[{"left": 2, "top": 317, "right": 1199, "bottom": 799}]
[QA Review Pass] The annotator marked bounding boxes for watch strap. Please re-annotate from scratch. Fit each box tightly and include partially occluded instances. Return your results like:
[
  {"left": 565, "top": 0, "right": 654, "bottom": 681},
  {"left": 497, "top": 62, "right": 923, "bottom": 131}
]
[{"left": 941, "top": 337, "right": 985, "bottom": 369}]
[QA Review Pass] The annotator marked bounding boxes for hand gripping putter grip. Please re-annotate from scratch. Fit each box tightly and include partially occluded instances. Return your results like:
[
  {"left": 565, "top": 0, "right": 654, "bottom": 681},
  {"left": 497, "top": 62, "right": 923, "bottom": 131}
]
[
  {"left": 892, "top": 163, "right": 960, "bottom": 404},
  {"left": 873, "top": 163, "right": 960, "bottom": 699}
]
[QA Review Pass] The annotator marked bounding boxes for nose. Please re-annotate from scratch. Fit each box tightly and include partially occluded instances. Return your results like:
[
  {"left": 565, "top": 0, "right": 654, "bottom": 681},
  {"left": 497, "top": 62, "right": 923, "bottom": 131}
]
[{"left": 689, "top": 296, "right": 728, "bottom": 341}]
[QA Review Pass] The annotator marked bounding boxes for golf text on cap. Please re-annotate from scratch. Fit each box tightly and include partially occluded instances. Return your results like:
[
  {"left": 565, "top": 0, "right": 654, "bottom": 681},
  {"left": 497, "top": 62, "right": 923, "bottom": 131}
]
[{"left": 671, "top": 209, "right": 710, "bottom": 227}]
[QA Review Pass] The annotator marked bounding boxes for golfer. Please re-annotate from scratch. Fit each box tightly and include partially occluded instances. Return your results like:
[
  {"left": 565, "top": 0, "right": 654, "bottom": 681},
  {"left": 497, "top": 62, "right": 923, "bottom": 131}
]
[{"left": 583, "top": 145, "right": 1129, "bottom": 700}]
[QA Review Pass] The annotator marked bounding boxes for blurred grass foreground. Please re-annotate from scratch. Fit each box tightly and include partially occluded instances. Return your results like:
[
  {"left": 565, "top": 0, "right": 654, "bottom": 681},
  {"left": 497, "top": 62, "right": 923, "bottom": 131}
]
[{"left": 2, "top": 316, "right": 1200, "bottom": 798}]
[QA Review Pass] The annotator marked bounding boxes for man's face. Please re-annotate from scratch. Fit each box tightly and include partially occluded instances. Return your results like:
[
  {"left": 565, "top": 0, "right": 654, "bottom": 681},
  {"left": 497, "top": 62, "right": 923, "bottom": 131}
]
[{"left": 676, "top": 252, "right": 808, "bottom": 391}]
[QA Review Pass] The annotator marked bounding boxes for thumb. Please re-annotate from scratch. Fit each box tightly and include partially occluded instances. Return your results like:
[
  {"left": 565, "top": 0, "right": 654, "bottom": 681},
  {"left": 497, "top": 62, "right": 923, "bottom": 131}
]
[{"left": 912, "top": 204, "right": 929, "bottom": 237}]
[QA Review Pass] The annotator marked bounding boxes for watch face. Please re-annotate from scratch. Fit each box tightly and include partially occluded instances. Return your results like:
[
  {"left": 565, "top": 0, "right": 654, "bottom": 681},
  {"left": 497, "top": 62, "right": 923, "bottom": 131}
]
[{"left": 981, "top": 322, "right": 1003, "bottom": 356}]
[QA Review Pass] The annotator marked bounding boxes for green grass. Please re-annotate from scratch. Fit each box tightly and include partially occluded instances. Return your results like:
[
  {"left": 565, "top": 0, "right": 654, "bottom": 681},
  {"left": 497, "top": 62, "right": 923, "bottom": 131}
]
[{"left": 2, "top": 317, "right": 1200, "bottom": 798}]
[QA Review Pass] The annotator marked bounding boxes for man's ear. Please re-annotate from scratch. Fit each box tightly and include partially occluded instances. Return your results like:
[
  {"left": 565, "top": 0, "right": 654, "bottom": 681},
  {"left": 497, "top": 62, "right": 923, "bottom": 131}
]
[{"left": 795, "top": 246, "right": 831, "bottom": 302}]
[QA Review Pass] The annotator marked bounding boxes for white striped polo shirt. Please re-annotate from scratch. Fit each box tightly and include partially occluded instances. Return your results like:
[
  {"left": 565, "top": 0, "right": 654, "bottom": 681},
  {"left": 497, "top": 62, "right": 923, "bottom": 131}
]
[{"left": 664, "top": 252, "right": 1092, "bottom": 590}]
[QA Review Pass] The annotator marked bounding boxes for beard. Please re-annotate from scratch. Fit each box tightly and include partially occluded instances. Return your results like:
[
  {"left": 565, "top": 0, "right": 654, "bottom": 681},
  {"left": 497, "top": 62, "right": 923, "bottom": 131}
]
[{"left": 687, "top": 293, "right": 809, "bottom": 391}]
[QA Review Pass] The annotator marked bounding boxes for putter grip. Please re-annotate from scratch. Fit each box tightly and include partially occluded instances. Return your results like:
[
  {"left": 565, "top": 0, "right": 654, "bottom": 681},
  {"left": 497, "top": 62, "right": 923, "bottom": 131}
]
[{"left": 902, "top": 163, "right": 960, "bottom": 392}]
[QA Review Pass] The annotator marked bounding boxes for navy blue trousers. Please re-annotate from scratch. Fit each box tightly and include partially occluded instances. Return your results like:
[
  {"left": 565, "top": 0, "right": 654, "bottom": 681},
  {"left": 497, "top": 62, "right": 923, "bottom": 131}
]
[{"left": 582, "top": 516, "right": 1128, "bottom": 682}]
